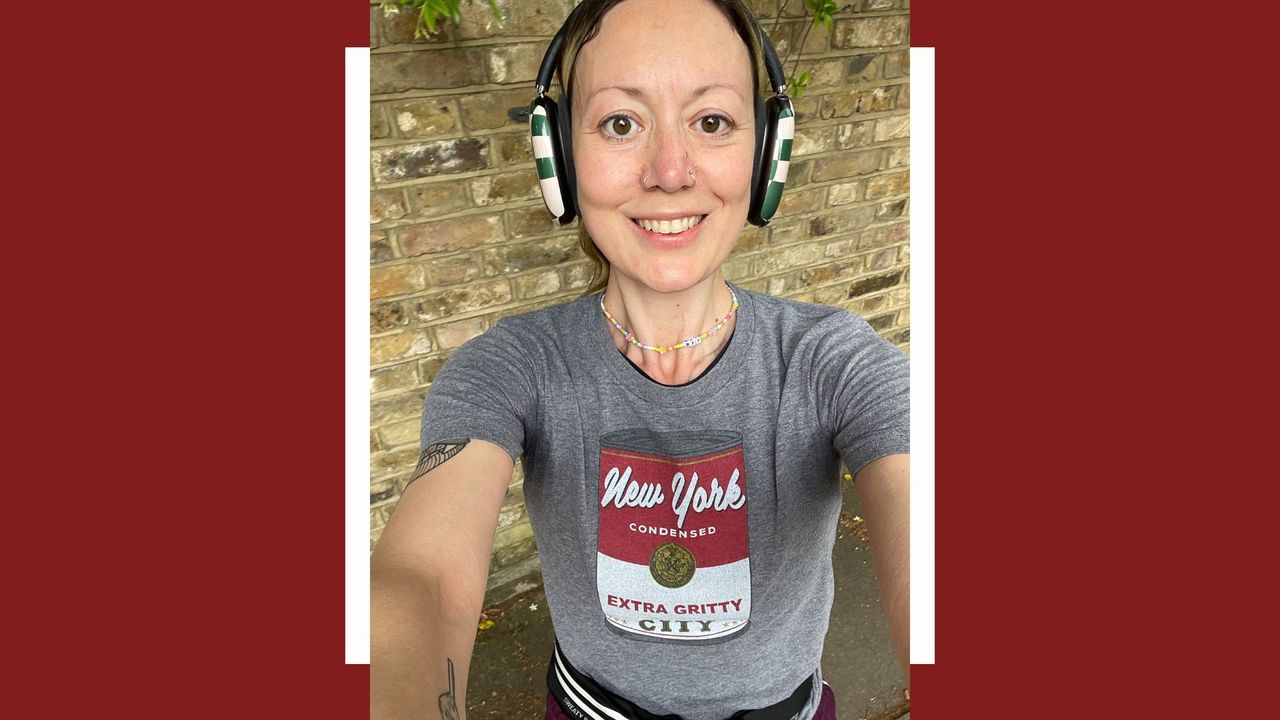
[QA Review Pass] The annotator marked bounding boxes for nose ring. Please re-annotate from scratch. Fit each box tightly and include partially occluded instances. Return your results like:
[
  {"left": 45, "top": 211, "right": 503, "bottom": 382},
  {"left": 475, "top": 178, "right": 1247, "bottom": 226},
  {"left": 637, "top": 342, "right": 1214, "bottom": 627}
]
[{"left": 639, "top": 169, "right": 695, "bottom": 187}]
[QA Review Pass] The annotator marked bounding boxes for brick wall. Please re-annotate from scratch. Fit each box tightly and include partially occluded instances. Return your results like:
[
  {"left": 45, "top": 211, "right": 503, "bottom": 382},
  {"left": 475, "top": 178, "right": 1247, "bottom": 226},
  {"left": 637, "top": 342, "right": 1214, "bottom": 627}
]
[{"left": 369, "top": 0, "right": 911, "bottom": 605}]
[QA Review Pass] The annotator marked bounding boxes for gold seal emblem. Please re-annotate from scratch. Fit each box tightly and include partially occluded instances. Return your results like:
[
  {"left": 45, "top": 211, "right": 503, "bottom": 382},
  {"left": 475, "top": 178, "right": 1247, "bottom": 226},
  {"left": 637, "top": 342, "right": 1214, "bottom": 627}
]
[{"left": 649, "top": 543, "right": 696, "bottom": 588}]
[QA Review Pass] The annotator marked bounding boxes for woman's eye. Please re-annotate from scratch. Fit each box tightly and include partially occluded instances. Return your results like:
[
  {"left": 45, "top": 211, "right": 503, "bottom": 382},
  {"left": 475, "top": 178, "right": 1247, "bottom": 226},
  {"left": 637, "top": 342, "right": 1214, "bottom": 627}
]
[
  {"left": 601, "top": 115, "right": 635, "bottom": 139},
  {"left": 699, "top": 115, "right": 732, "bottom": 134}
]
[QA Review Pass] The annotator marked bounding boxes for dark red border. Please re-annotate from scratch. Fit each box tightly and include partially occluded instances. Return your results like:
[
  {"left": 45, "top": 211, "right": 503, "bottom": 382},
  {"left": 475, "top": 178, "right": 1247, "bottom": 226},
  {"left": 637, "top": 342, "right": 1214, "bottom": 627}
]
[
  {"left": 909, "top": 2, "right": 1258, "bottom": 716},
  {"left": 10, "top": 4, "right": 371, "bottom": 716}
]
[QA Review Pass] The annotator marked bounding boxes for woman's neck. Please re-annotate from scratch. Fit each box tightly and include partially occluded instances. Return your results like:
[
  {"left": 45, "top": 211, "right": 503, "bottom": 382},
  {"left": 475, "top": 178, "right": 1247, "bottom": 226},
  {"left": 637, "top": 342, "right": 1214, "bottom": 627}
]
[{"left": 601, "top": 272, "right": 737, "bottom": 386}]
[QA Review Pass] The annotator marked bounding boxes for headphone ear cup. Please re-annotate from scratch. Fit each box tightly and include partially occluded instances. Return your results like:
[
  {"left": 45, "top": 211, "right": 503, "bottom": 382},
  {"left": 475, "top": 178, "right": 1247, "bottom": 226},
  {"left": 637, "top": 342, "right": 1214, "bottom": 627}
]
[
  {"left": 528, "top": 96, "right": 577, "bottom": 225},
  {"left": 748, "top": 95, "right": 794, "bottom": 227}
]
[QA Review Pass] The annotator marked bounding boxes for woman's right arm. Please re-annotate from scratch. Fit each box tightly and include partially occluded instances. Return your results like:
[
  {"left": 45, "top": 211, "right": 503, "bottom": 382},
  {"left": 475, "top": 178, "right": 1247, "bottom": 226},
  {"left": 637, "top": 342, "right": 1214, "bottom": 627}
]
[{"left": 370, "top": 438, "right": 515, "bottom": 720}]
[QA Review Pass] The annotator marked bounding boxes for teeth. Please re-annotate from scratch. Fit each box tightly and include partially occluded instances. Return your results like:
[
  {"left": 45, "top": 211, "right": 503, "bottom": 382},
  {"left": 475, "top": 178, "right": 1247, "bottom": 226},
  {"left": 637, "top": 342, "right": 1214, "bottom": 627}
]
[{"left": 636, "top": 215, "right": 703, "bottom": 234}]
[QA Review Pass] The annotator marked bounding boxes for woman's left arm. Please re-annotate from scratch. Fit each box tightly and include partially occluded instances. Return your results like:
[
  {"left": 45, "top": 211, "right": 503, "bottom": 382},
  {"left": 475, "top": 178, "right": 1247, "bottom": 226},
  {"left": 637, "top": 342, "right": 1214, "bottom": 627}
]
[{"left": 854, "top": 452, "right": 910, "bottom": 684}]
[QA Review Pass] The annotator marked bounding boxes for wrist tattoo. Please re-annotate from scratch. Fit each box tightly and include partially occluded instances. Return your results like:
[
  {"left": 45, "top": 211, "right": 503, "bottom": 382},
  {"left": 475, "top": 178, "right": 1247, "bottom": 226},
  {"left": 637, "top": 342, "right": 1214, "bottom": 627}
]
[
  {"left": 407, "top": 439, "right": 470, "bottom": 488},
  {"left": 438, "top": 657, "right": 460, "bottom": 720}
]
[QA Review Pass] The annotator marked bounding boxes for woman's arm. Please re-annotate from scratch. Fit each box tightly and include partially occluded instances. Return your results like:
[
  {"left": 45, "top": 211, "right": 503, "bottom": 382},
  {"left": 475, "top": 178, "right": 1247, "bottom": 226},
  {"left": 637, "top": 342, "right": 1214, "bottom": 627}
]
[
  {"left": 854, "top": 452, "right": 910, "bottom": 684},
  {"left": 371, "top": 438, "right": 514, "bottom": 720}
]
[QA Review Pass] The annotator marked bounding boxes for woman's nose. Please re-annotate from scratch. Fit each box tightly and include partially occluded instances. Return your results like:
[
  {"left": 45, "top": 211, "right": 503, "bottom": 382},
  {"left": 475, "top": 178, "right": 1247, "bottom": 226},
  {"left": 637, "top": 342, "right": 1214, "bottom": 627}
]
[{"left": 642, "top": 125, "right": 694, "bottom": 193}]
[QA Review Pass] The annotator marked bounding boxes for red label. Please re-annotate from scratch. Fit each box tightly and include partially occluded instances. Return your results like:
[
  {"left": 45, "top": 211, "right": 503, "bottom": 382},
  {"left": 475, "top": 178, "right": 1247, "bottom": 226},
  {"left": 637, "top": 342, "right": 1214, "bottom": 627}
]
[{"left": 597, "top": 445, "right": 748, "bottom": 568}]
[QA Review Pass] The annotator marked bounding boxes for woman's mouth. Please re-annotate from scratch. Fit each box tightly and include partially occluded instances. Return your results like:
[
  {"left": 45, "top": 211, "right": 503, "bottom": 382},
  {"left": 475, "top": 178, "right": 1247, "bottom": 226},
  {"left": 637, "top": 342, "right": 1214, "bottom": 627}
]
[
  {"left": 630, "top": 214, "right": 706, "bottom": 248},
  {"left": 632, "top": 215, "right": 705, "bottom": 234}
]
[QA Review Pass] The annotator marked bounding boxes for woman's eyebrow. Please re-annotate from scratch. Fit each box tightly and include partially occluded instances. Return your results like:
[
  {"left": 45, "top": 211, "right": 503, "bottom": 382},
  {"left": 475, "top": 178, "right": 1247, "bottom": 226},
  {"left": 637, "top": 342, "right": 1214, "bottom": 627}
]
[{"left": 585, "top": 83, "right": 745, "bottom": 104}]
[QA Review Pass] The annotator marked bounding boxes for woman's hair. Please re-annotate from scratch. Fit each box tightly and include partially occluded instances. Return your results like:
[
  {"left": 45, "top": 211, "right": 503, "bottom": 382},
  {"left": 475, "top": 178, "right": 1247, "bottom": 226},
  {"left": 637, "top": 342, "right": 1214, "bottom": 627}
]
[{"left": 555, "top": 0, "right": 767, "bottom": 297}]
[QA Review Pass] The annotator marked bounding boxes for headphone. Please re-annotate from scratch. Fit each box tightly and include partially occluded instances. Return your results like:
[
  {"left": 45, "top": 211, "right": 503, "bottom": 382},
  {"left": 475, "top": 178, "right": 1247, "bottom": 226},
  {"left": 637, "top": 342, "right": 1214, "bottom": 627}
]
[{"left": 528, "top": 2, "right": 794, "bottom": 228}]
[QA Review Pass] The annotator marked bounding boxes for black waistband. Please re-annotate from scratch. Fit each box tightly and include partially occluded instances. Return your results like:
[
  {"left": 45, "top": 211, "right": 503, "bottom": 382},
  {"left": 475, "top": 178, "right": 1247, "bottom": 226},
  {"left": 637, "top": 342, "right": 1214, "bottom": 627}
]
[{"left": 547, "top": 641, "right": 813, "bottom": 720}]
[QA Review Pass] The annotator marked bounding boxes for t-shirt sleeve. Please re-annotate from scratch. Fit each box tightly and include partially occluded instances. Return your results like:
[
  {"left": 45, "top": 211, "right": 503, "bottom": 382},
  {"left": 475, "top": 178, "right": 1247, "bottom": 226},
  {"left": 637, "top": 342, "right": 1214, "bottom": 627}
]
[
  {"left": 812, "top": 311, "right": 910, "bottom": 480},
  {"left": 418, "top": 319, "right": 536, "bottom": 464}
]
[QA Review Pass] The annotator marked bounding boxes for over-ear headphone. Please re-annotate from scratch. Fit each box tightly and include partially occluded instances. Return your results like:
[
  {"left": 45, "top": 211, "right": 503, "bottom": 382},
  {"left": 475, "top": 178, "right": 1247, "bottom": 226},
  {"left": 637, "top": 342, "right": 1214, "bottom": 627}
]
[{"left": 528, "top": 2, "right": 794, "bottom": 228}]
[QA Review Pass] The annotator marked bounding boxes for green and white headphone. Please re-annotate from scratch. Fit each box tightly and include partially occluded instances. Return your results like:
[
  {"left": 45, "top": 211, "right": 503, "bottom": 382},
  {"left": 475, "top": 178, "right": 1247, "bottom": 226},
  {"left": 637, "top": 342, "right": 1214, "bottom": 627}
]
[{"left": 529, "top": 3, "right": 795, "bottom": 227}]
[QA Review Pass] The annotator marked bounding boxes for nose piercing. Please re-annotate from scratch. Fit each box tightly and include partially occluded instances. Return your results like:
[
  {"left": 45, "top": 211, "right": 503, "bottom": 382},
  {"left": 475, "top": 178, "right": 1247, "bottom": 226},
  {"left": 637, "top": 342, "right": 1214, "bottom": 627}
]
[{"left": 639, "top": 169, "right": 694, "bottom": 187}]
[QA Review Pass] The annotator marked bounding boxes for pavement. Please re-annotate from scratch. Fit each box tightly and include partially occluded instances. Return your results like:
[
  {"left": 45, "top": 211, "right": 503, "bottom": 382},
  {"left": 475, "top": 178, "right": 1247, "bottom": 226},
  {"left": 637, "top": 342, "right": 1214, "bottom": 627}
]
[{"left": 465, "top": 482, "right": 910, "bottom": 720}]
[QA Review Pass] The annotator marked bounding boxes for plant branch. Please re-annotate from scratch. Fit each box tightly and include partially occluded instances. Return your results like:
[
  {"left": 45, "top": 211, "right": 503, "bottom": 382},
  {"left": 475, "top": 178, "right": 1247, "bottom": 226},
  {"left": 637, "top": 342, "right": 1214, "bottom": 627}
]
[
  {"left": 791, "top": 8, "right": 814, "bottom": 81},
  {"left": 772, "top": 0, "right": 790, "bottom": 37}
]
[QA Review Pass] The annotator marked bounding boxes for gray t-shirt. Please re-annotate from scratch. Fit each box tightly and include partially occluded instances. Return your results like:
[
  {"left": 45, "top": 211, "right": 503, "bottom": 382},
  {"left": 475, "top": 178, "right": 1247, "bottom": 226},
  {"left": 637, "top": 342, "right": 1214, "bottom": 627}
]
[{"left": 419, "top": 283, "right": 909, "bottom": 720}]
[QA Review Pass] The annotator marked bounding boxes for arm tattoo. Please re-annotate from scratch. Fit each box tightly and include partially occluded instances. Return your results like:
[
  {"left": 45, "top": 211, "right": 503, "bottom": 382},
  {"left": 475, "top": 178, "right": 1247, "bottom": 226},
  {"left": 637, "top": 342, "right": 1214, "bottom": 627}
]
[
  {"left": 407, "top": 439, "right": 470, "bottom": 488},
  {"left": 438, "top": 657, "right": 460, "bottom": 720}
]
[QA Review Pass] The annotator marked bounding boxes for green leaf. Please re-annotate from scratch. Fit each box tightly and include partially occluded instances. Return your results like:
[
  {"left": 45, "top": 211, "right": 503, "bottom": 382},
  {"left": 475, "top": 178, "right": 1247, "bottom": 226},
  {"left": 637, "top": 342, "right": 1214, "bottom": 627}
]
[
  {"left": 484, "top": 0, "right": 505, "bottom": 27},
  {"left": 420, "top": 0, "right": 441, "bottom": 34},
  {"left": 788, "top": 71, "right": 810, "bottom": 99},
  {"left": 396, "top": 0, "right": 507, "bottom": 39}
]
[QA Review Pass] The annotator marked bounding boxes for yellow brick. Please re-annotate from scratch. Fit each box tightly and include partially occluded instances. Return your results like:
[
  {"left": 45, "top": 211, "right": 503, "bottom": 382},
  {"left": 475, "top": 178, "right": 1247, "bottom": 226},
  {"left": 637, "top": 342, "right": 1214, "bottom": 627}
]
[{"left": 371, "top": 263, "right": 425, "bottom": 299}]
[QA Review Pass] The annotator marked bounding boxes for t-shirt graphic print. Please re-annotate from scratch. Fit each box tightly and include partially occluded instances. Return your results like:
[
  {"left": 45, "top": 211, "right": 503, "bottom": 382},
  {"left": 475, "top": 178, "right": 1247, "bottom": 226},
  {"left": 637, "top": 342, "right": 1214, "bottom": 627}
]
[{"left": 596, "top": 429, "right": 750, "bottom": 643}]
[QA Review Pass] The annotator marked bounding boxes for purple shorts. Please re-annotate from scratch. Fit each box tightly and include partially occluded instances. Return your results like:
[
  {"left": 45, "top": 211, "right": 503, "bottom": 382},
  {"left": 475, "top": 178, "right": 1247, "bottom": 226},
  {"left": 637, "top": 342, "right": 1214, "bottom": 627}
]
[{"left": 544, "top": 681, "right": 837, "bottom": 720}]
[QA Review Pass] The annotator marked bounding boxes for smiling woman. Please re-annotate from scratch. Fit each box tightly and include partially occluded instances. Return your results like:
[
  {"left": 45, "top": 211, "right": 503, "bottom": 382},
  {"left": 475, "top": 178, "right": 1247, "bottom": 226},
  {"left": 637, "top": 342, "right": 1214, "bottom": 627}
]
[
  {"left": 571, "top": 1, "right": 756, "bottom": 301},
  {"left": 370, "top": 2, "right": 911, "bottom": 720},
  {"left": 534, "top": 0, "right": 796, "bottom": 386}
]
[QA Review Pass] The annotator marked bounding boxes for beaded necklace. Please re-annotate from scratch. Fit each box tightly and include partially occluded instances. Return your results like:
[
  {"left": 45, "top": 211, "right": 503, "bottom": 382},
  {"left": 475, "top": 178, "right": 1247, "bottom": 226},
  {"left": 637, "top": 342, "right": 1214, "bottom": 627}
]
[{"left": 600, "top": 284, "right": 739, "bottom": 355}]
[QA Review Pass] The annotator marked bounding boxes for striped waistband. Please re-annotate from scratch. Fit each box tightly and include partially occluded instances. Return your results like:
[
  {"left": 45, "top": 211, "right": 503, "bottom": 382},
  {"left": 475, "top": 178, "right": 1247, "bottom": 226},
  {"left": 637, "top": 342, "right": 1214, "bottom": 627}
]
[{"left": 546, "top": 641, "right": 813, "bottom": 720}]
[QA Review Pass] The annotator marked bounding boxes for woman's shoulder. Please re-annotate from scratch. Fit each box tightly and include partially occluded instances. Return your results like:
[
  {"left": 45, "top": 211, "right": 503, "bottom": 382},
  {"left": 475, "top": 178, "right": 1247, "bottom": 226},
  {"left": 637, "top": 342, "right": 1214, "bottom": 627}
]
[
  {"left": 738, "top": 284, "right": 909, "bottom": 386},
  {"left": 431, "top": 294, "right": 597, "bottom": 399},
  {"left": 738, "top": 284, "right": 876, "bottom": 346},
  {"left": 451, "top": 292, "right": 597, "bottom": 358}
]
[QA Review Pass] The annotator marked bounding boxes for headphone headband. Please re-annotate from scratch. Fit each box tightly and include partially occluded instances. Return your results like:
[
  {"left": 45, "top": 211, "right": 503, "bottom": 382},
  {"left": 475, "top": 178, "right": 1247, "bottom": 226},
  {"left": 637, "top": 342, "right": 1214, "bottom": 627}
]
[
  {"left": 759, "top": 25, "right": 787, "bottom": 95},
  {"left": 535, "top": 2, "right": 582, "bottom": 94},
  {"left": 534, "top": 2, "right": 788, "bottom": 97}
]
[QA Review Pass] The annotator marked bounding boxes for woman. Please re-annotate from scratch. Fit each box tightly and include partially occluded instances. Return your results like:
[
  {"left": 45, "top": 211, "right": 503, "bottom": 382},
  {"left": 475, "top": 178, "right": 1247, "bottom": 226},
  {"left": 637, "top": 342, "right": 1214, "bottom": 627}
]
[{"left": 371, "top": 1, "right": 910, "bottom": 719}]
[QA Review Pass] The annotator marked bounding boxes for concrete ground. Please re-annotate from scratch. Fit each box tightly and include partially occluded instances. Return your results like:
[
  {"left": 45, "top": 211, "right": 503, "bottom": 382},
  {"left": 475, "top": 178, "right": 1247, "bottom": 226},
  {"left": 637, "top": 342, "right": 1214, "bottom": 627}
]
[{"left": 465, "top": 485, "right": 910, "bottom": 720}]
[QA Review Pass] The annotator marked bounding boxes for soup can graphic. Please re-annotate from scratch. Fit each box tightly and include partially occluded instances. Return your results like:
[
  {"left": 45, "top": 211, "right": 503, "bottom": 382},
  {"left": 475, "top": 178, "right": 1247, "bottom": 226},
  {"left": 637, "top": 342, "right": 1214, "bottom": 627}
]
[{"left": 596, "top": 429, "right": 750, "bottom": 643}]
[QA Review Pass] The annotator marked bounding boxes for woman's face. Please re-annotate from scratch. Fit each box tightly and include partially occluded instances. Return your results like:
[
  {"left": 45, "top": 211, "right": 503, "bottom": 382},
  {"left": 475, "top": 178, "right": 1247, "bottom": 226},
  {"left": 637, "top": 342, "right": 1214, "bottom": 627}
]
[{"left": 571, "top": 0, "right": 756, "bottom": 294}]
